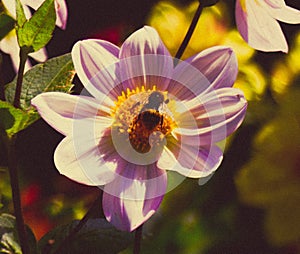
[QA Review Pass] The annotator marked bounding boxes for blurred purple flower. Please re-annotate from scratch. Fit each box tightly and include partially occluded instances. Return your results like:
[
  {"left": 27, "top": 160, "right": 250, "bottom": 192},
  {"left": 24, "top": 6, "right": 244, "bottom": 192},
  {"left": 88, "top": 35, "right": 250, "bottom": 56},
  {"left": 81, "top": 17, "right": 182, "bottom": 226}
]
[
  {"left": 32, "top": 26, "right": 247, "bottom": 231},
  {"left": 235, "top": 0, "right": 300, "bottom": 53},
  {"left": 0, "top": 0, "right": 68, "bottom": 71}
]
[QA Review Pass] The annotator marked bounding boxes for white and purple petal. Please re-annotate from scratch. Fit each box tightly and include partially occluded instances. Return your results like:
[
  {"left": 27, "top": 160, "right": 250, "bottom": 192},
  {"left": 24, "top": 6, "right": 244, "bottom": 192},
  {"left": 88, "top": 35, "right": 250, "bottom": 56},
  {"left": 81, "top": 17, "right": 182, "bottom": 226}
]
[
  {"left": 265, "top": 2, "right": 300, "bottom": 24},
  {"left": 158, "top": 144, "right": 223, "bottom": 178},
  {"left": 174, "top": 87, "right": 247, "bottom": 145},
  {"left": 2, "top": 0, "right": 32, "bottom": 19},
  {"left": 235, "top": 0, "right": 292, "bottom": 52},
  {"left": 170, "top": 46, "right": 238, "bottom": 100},
  {"left": 103, "top": 162, "right": 167, "bottom": 231},
  {"left": 54, "top": 131, "right": 118, "bottom": 186},
  {"left": 31, "top": 92, "right": 112, "bottom": 136},
  {"left": 72, "top": 39, "right": 121, "bottom": 103},
  {"left": 119, "top": 26, "right": 173, "bottom": 91},
  {"left": 55, "top": 0, "right": 68, "bottom": 29},
  {"left": 29, "top": 47, "right": 48, "bottom": 63}
]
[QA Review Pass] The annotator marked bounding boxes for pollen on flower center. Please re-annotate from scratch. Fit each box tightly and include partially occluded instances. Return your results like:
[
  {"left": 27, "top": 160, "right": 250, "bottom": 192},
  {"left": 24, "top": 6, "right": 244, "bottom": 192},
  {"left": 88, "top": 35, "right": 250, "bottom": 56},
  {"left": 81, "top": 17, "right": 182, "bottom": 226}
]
[{"left": 111, "top": 86, "right": 175, "bottom": 154}]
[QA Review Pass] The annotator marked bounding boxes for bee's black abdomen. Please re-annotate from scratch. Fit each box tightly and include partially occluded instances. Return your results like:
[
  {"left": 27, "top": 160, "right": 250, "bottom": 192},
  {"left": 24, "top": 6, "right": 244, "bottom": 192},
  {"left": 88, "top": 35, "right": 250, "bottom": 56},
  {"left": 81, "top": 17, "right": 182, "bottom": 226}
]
[
  {"left": 128, "top": 91, "right": 171, "bottom": 154},
  {"left": 138, "top": 111, "right": 161, "bottom": 131}
]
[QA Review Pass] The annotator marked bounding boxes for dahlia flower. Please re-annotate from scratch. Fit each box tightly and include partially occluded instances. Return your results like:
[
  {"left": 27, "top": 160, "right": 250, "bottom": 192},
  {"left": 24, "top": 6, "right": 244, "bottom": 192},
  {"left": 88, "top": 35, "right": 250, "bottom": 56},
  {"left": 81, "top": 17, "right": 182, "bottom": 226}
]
[
  {"left": 32, "top": 26, "right": 247, "bottom": 231},
  {"left": 0, "top": 0, "right": 68, "bottom": 71},
  {"left": 235, "top": 0, "right": 300, "bottom": 53}
]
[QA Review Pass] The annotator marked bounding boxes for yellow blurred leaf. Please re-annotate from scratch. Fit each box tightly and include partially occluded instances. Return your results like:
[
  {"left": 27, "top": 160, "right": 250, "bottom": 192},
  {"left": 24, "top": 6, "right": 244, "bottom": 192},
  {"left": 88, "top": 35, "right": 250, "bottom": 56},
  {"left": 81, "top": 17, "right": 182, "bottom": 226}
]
[
  {"left": 222, "top": 30, "right": 255, "bottom": 64},
  {"left": 234, "top": 63, "right": 266, "bottom": 101},
  {"left": 271, "top": 32, "right": 300, "bottom": 99},
  {"left": 235, "top": 89, "right": 300, "bottom": 247},
  {"left": 148, "top": 1, "right": 229, "bottom": 59}
]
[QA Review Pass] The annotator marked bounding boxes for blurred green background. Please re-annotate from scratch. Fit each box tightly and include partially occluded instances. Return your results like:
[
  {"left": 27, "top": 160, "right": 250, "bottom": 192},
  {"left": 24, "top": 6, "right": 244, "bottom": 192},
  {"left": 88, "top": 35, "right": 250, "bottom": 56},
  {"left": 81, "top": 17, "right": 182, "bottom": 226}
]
[{"left": 1, "top": 0, "right": 300, "bottom": 253}]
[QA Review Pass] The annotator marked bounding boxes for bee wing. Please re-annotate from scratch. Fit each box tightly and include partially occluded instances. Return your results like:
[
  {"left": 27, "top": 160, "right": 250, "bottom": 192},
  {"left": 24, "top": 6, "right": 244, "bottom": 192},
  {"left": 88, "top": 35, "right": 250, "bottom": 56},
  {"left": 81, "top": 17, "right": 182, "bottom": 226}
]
[{"left": 159, "top": 102, "right": 173, "bottom": 116}]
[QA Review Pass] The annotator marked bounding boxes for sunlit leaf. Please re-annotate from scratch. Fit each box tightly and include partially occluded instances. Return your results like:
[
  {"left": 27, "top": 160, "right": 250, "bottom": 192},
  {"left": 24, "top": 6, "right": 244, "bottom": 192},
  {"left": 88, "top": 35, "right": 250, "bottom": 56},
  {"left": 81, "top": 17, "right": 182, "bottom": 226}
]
[
  {"left": 38, "top": 219, "right": 134, "bottom": 254},
  {"left": 0, "top": 100, "right": 38, "bottom": 138},
  {"left": 15, "top": 0, "right": 26, "bottom": 28},
  {"left": 5, "top": 53, "right": 75, "bottom": 109},
  {"left": 0, "top": 213, "right": 37, "bottom": 254},
  {"left": 16, "top": 0, "right": 56, "bottom": 52}
]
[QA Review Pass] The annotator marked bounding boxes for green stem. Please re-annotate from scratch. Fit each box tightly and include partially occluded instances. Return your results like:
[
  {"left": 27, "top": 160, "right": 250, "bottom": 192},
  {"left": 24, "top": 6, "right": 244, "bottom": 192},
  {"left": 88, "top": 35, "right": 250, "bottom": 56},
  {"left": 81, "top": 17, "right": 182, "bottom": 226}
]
[
  {"left": 174, "top": 2, "right": 204, "bottom": 64},
  {"left": 0, "top": 53, "right": 5, "bottom": 101},
  {"left": 7, "top": 135, "right": 30, "bottom": 254},
  {"left": 133, "top": 224, "right": 143, "bottom": 254},
  {"left": 13, "top": 47, "right": 29, "bottom": 108}
]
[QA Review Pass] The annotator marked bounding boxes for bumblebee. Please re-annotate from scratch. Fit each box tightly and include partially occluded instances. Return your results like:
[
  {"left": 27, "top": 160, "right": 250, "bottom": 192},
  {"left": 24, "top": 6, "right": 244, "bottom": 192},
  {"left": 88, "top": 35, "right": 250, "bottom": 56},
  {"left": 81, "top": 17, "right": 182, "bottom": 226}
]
[
  {"left": 140, "top": 91, "right": 169, "bottom": 112},
  {"left": 138, "top": 91, "right": 169, "bottom": 130},
  {"left": 129, "top": 91, "right": 170, "bottom": 153}
]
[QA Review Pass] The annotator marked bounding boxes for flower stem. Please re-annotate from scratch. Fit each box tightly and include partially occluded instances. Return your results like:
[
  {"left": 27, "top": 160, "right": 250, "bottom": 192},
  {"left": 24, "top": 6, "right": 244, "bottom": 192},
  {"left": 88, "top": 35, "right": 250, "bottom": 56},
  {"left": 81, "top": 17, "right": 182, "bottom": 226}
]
[
  {"left": 50, "top": 192, "right": 103, "bottom": 254},
  {"left": 133, "top": 224, "right": 143, "bottom": 254},
  {"left": 13, "top": 47, "right": 29, "bottom": 108},
  {"left": 7, "top": 135, "right": 30, "bottom": 254},
  {"left": 0, "top": 53, "right": 5, "bottom": 101},
  {"left": 174, "top": 2, "right": 204, "bottom": 64}
]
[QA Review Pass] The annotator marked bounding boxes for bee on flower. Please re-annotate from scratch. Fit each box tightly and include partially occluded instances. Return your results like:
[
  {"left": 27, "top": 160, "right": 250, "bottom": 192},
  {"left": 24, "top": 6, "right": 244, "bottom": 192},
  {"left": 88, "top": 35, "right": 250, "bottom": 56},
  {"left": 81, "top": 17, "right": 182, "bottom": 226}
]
[{"left": 32, "top": 26, "right": 247, "bottom": 231}]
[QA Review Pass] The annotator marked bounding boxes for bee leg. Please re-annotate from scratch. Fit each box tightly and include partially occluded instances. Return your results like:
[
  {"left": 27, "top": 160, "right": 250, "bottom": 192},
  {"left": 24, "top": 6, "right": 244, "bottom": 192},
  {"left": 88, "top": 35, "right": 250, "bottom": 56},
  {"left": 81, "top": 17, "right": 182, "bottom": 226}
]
[
  {"left": 160, "top": 115, "right": 164, "bottom": 129},
  {"left": 132, "top": 101, "right": 141, "bottom": 109}
]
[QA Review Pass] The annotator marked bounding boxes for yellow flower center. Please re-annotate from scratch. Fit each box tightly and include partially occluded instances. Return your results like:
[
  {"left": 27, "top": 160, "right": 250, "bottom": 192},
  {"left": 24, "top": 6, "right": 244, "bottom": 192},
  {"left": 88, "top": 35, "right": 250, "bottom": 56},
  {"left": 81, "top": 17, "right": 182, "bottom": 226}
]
[{"left": 111, "top": 86, "right": 176, "bottom": 154}]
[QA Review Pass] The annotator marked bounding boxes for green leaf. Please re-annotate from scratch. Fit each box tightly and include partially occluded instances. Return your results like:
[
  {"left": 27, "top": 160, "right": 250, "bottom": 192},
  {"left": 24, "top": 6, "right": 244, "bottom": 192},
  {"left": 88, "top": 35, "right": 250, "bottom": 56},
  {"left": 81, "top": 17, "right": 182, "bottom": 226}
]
[
  {"left": 0, "top": 13, "right": 15, "bottom": 40},
  {"left": 0, "top": 100, "right": 38, "bottom": 138},
  {"left": 16, "top": 0, "right": 56, "bottom": 52},
  {"left": 0, "top": 213, "right": 37, "bottom": 254},
  {"left": 5, "top": 53, "right": 75, "bottom": 109},
  {"left": 38, "top": 219, "right": 134, "bottom": 254},
  {"left": 15, "top": 0, "right": 26, "bottom": 28}
]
